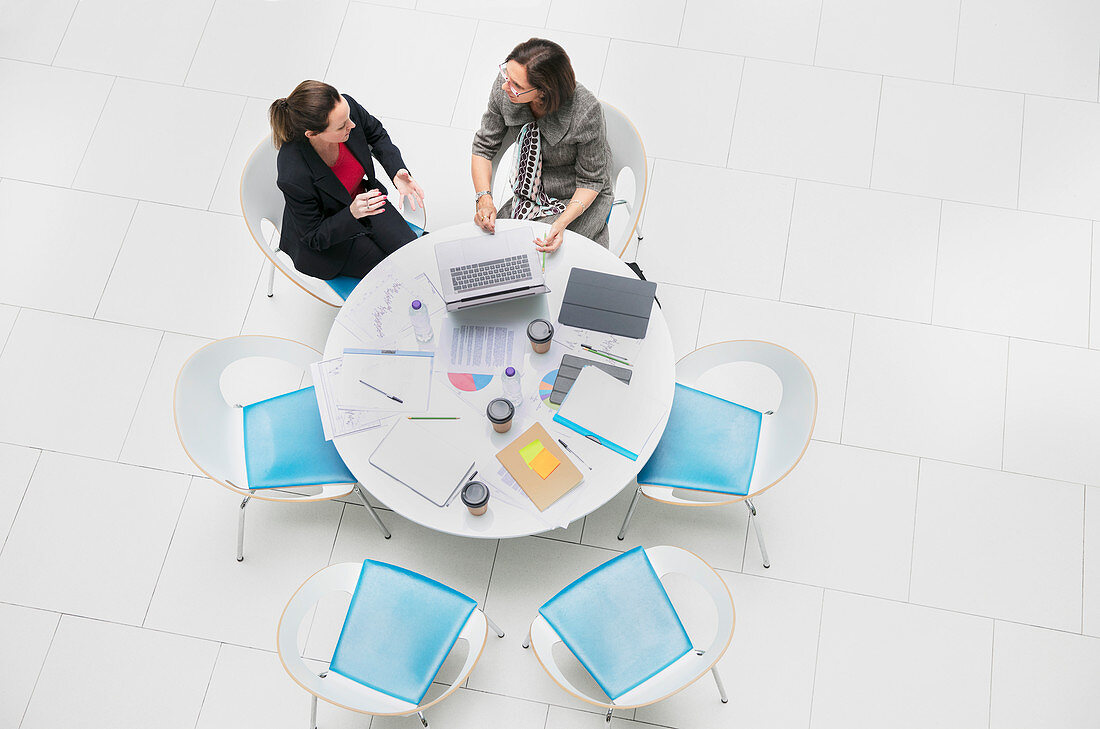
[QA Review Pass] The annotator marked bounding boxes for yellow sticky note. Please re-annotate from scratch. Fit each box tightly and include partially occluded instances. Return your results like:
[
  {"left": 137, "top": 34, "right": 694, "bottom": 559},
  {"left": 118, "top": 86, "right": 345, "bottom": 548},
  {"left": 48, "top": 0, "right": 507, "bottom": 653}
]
[
  {"left": 519, "top": 440, "right": 544, "bottom": 465},
  {"left": 529, "top": 448, "right": 560, "bottom": 479}
]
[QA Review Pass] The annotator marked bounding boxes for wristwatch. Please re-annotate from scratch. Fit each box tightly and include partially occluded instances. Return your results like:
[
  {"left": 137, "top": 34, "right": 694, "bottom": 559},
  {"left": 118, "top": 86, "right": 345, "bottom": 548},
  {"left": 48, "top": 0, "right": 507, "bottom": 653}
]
[{"left": 474, "top": 190, "right": 492, "bottom": 205}]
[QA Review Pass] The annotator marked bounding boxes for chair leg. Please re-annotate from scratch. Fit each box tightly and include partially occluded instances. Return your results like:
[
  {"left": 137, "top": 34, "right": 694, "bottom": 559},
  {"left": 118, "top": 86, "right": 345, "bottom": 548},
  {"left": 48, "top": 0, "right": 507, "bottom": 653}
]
[
  {"left": 354, "top": 484, "right": 391, "bottom": 539},
  {"left": 635, "top": 215, "right": 645, "bottom": 242},
  {"left": 746, "top": 498, "right": 770, "bottom": 569},
  {"left": 417, "top": 711, "right": 428, "bottom": 727},
  {"left": 265, "top": 259, "right": 276, "bottom": 297},
  {"left": 605, "top": 708, "right": 613, "bottom": 724},
  {"left": 711, "top": 665, "right": 729, "bottom": 703},
  {"left": 522, "top": 627, "right": 531, "bottom": 649},
  {"left": 309, "top": 694, "right": 317, "bottom": 729},
  {"left": 236, "top": 492, "right": 253, "bottom": 562},
  {"left": 617, "top": 488, "right": 642, "bottom": 540},
  {"left": 484, "top": 613, "right": 505, "bottom": 638}
]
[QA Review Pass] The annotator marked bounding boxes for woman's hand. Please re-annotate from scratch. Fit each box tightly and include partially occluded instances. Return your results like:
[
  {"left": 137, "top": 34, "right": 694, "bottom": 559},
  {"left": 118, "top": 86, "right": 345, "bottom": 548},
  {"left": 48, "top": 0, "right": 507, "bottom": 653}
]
[
  {"left": 393, "top": 169, "right": 425, "bottom": 212},
  {"left": 475, "top": 194, "right": 497, "bottom": 233},
  {"left": 535, "top": 223, "right": 564, "bottom": 252},
  {"left": 350, "top": 189, "right": 387, "bottom": 219}
]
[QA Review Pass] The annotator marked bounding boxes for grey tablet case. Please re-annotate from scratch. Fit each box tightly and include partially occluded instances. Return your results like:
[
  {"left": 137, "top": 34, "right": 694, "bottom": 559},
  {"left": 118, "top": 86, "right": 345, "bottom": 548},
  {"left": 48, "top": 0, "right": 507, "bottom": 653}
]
[
  {"left": 549, "top": 354, "right": 633, "bottom": 405},
  {"left": 556, "top": 268, "right": 658, "bottom": 339}
]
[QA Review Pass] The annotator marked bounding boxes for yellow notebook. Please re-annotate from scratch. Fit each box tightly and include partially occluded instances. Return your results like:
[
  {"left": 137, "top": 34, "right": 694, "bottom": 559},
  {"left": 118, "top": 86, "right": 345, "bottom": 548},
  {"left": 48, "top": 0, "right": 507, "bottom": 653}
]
[{"left": 496, "top": 423, "right": 583, "bottom": 511}]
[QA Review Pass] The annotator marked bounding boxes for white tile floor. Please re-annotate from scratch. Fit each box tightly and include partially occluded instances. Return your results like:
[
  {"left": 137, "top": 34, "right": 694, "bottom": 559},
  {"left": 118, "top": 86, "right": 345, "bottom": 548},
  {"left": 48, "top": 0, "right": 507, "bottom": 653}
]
[{"left": 1, "top": 2, "right": 1098, "bottom": 727}]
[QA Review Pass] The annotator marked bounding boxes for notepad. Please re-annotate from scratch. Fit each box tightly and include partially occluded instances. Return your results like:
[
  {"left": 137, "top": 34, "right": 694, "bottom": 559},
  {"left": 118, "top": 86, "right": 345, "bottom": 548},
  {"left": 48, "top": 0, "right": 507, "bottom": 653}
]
[
  {"left": 553, "top": 366, "right": 664, "bottom": 461},
  {"left": 496, "top": 423, "right": 583, "bottom": 511},
  {"left": 337, "top": 349, "right": 433, "bottom": 414},
  {"left": 369, "top": 418, "right": 475, "bottom": 506}
]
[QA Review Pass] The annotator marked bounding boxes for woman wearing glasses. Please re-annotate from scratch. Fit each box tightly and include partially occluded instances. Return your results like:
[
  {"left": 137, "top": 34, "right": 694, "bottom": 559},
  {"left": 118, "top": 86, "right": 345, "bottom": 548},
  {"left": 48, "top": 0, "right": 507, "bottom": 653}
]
[
  {"left": 471, "top": 38, "right": 613, "bottom": 251},
  {"left": 269, "top": 80, "right": 426, "bottom": 281}
]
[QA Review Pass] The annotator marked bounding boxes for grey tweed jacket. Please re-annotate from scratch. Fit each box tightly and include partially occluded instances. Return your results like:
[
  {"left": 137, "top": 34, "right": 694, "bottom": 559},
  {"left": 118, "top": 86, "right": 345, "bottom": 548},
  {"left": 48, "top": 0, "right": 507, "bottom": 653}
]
[{"left": 472, "top": 81, "right": 614, "bottom": 246}]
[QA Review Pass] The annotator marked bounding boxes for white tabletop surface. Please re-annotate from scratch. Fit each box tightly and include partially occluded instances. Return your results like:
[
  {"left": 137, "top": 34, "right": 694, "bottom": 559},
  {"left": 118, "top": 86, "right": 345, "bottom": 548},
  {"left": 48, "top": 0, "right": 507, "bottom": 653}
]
[{"left": 324, "top": 219, "right": 675, "bottom": 538}]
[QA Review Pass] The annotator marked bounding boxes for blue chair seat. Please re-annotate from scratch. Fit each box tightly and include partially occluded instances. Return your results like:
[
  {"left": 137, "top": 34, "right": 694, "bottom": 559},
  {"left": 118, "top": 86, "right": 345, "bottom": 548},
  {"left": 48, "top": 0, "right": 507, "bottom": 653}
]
[
  {"left": 241, "top": 386, "right": 355, "bottom": 489},
  {"left": 330, "top": 560, "right": 477, "bottom": 705},
  {"left": 538, "top": 547, "right": 692, "bottom": 700},
  {"left": 324, "top": 221, "right": 425, "bottom": 301},
  {"left": 637, "top": 383, "right": 762, "bottom": 496}
]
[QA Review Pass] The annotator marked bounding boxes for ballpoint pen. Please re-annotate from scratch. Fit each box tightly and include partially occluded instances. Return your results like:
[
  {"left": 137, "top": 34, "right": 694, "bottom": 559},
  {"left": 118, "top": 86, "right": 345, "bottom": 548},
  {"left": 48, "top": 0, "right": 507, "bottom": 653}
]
[
  {"left": 580, "top": 344, "right": 631, "bottom": 367},
  {"left": 444, "top": 470, "right": 478, "bottom": 507},
  {"left": 359, "top": 379, "right": 403, "bottom": 403},
  {"left": 557, "top": 438, "right": 593, "bottom": 470}
]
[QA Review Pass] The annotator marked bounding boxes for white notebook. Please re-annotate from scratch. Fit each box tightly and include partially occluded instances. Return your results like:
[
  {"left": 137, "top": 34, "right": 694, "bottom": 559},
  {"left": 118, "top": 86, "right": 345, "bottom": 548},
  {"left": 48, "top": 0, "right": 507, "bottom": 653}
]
[
  {"left": 369, "top": 418, "right": 475, "bottom": 506},
  {"left": 553, "top": 366, "right": 664, "bottom": 460},
  {"left": 337, "top": 349, "right": 433, "bottom": 414}
]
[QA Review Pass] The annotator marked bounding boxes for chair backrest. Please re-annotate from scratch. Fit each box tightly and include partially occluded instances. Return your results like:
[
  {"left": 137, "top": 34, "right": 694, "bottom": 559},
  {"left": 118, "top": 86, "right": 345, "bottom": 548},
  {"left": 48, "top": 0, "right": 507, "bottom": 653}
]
[
  {"left": 173, "top": 335, "right": 321, "bottom": 491},
  {"left": 488, "top": 101, "right": 647, "bottom": 256},
  {"left": 240, "top": 137, "right": 427, "bottom": 307},
  {"left": 676, "top": 341, "right": 817, "bottom": 498}
]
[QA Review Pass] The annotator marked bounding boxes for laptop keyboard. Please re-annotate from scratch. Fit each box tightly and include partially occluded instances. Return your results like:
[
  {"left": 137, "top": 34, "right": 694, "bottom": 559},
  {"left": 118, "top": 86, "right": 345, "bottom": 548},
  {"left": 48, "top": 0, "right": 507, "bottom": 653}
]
[{"left": 450, "top": 254, "right": 532, "bottom": 293}]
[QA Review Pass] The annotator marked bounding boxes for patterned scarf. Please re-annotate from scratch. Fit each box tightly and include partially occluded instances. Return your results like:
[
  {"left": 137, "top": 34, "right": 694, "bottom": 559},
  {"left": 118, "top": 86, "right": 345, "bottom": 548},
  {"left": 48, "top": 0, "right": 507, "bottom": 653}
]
[{"left": 510, "top": 122, "right": 567, "bottom": 220}]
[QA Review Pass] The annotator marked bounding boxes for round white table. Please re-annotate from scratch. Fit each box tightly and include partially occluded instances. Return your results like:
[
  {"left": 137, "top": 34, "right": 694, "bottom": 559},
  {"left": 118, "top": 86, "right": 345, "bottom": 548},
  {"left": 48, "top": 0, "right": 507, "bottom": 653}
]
[{"left": 324, "top": 219, "right": 675, "bottom": 538}]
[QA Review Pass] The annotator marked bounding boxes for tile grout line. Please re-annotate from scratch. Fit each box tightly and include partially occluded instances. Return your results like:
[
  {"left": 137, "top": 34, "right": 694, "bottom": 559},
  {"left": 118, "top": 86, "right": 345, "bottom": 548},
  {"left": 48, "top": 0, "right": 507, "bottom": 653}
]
[
  {"left": 91, "top": 199, "right": 140, "bottom": 320},
  {"left": 776, "top": 178, "right": 798, "bottom": 301},
  {"left": 181, "top": 2, "right": 217, "bottom": 88},
  {"left": 1082, "top": 486, "right": 1088, "bottom": 634},
  {"left": 674, "top": 0, "right": 689, "bottom": 46},
  {"left": 929, "top": 199, "right": 944, "bottom": 324},
  {"left": 205, "top": 100, "right": 250, "bottom": 212},
  {"left": 116, "top": 330, "right": 166, "bottom": 461},
  {"left": 190, "top": 642, "right": 223, "bottom": 729},
  {"left": 1090, "top": 226, "right": 1095, "bottom": 348},
  {"left": 0, "top": 448, "right": 43, "bottom": 561},
  {"left": 446, "top": 18, "right": 481, "bottom": 128},
  {"left": 836, "top": 312, "right": 858, "bottom": 444},
  {"left": 68, "top": 74, "right": 117, "bottom": 189},
  {"left": 596, "top": 36, "right": 613, "bottom": 98},
  {"left": 811, "top": 0, "right": 825, "bottom": 65},
  {"left": 322, "top": 0, "right": 353, "bottom": 81},
  {"left": 723, "top": 60, "right": 748, "bottom": 168},
  {"left": 866, "top": 75, "right": 885, "bottom": 189},
  {"left": 15, "top": 608, "right": 63, "bottom": 729},
  {"left": 951, "top": 0, "right": 963, "bottom": 84},
  {"left": 804, "top": 588, "right": 827, "bottom": 729},
  {"left": 1015, "top": 95, "right": 1026, "bottom": 209},
  {"left": 48, "top": 2, "right": 81, "bottom": 65},
  {"left": 906, "top": 458, "right": 923, "bottom": 601},
  {"left": 141, "top": 478, "right": 193, "bottom": 627},
  {"left": 482, "top": 538, "right": 502, "bottom": 610},
  {"left": 0, "top": 305, "right": 23, "bottom": 361},
  {"left": 999, "top": 338, "right": 1011, "bottom": 470},
  {"left": 693, "top": 289, "right": 705, "bottom": 351},
  {"left": 301, "top": 502, "right": 349, "bottom": 653},
  {"left": 986, "top": 621, "right": 996, "bottom": 729}
]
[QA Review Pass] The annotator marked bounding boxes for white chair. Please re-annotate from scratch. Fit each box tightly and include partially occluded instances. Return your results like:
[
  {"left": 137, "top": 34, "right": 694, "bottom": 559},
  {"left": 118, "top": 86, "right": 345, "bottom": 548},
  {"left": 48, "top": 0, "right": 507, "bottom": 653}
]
[
  {"left": 173, "top": 335, "right": 391, "bottom": 561},
  {"left": 278, "top": 560, "right": 504, "bottom": 728},
  {"left": 522, "top": 545, "right": 734, "bottom": 723},
  {"left": 488, "top": 101, "right": 646, "bottom": 258},
  {"left": 240, "top": 136, "right": 428, "bottom": 307},
  {"left": 618, "top": 341, "right": 818, "bottom": 568}
]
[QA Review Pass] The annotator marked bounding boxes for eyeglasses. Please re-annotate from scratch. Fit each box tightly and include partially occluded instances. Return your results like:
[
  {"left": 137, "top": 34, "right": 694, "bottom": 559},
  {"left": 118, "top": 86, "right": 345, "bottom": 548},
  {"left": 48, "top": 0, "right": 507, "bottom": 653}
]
[{"left": 498, "top": 62, "right": 537, "bottom": 99}]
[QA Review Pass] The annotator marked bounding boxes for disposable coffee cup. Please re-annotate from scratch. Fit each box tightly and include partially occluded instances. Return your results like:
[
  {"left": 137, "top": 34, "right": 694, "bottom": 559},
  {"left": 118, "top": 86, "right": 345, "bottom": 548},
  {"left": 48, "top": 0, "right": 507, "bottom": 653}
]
[
  {"left": 527, "top": 319, "right": 554, "bottom": 354},
  {"left": 461, "top": 481, "right": 490, "bottom": 516},
  {"left": 486, "top": 398, "right": 515, "bottom": 433}
]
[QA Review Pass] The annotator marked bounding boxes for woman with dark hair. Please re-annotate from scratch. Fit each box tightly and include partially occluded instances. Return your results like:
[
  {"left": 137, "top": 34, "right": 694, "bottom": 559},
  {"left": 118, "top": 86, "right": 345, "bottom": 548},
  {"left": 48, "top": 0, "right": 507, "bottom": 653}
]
[
  {"left": 471, "top": 38, "right": 613, "bottom": 251},
  {"left": 269, "top": 80, "right": 426, "bottom": 280}
]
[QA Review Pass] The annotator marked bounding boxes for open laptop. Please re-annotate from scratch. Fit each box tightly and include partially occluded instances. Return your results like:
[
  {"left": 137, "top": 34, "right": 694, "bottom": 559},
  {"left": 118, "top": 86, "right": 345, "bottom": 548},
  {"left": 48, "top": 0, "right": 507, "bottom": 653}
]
[{"left": 435, "top": 226, "right": 549, "bottom": 312}]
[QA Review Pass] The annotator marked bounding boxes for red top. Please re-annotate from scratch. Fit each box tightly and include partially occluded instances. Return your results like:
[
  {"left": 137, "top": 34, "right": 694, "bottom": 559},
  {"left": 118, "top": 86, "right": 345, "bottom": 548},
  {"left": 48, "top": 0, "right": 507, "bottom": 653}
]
[{"left": 330, "top": 143, "right": 367, "bottom": 197}]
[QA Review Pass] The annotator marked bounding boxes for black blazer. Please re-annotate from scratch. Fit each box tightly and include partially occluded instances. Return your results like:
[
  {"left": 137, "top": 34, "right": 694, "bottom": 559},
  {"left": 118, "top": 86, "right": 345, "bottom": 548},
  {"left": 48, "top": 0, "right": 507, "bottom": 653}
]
[{"left": 276, "top": 94, "right": 409, "bottom": 279}]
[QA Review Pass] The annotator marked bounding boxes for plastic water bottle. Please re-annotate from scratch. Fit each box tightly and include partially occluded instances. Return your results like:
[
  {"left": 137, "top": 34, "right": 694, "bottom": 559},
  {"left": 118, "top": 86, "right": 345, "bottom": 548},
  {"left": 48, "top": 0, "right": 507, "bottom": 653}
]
[
  {"left": 502, "top": 366, "right": 523, "bottom": 405},
  {"left": 409, "top": 299, "right": 433, "bottom": 342}
]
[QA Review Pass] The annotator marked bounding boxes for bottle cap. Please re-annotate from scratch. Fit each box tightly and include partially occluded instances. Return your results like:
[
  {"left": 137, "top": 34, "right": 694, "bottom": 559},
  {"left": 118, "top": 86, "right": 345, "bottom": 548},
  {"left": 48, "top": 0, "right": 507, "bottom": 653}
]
[
  {"left": 461, "top": 481, "right": 490, "bottom": 509},
  {"left": 505, "top": 366, "right": 516, "bottom": 377},
  {"left": 411, "top": 300, "right": 422, "bottom": 310}
]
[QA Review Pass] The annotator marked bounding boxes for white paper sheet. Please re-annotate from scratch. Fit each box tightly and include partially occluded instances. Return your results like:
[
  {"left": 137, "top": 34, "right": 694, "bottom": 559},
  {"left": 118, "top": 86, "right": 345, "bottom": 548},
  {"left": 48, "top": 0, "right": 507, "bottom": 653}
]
[
  {"left": 337, "top": 268, "right": 445, "bottom": 344},
  {"left": 438, "top": 321, "right": 523, "bottom": 375},
  {"left": 337, "top": 349, "right": 433, "bottom": 414},
  {"left": 309, "top": 358, "right": 390, "bottom": 441},
  {"left": 554, "top": 366, "right": 663, "bottom": 459}
]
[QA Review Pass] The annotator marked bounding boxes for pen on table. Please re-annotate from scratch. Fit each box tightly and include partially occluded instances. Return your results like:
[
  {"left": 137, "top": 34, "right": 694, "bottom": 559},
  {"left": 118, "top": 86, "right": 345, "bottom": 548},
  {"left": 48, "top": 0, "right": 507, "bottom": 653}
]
[
  {"left": 557, "top": 438, "right": 592, "bottom": 470},
  {"left": 444, "top": 470, "right": 478, "bottom": 507},
  {"left": 580, "top": 344, "right": 631, "bottom": 367},
  {"left": 359, "top": 379, "right": 403, "bottom": 403}
]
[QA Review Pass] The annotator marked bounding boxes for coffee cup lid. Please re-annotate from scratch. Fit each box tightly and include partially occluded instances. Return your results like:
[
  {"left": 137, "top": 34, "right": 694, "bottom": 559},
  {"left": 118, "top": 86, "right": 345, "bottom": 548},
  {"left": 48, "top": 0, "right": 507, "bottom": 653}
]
[
  {"left": 461, "top": 481, "right": 489, "bottom": 508},
  {"left": 527, "top": 319, "right": 553, "bottom": 343},
  {"left": 486, "top": 398, "right": 514, "bottom": 423}
]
